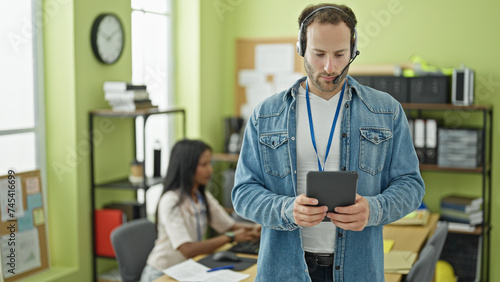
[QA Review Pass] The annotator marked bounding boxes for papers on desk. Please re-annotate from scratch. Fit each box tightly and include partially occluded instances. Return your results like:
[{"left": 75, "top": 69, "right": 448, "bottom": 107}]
[
  {"left": 389, "top": 209, "right": 430, "bottom": 226},
  {"left": 383, "top": 239, "right": 395, "bottom": 253},
  {"left": 384, "top": 250, "right": 418, "bottom": 274},
  {"left": 164, "top": 259, "right": 250, "bottom": 282}
]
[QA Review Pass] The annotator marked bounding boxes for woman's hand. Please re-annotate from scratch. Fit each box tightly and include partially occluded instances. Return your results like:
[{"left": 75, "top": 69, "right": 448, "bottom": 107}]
[{"left": 232, "top": 222, "right": 261, "bottom": 241}]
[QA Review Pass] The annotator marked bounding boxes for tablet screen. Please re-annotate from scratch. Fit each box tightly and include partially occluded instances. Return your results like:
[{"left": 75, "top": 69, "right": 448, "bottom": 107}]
[{"left": 306, "top": 171, "right": 359, "bottom": 221}]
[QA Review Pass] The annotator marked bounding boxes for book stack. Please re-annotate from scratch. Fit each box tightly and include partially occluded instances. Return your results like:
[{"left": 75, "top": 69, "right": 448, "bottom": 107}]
[
  {"left": 103, "top": 81, "right": 158, "bottom": 112},
  {"left": 440, "top": 194, "right": 483, "bottom": 227}
]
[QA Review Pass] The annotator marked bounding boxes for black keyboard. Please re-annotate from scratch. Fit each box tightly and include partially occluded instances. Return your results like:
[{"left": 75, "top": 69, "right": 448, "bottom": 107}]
[{"left": 227, "top": 240, "right": 260, "bottom": 255}]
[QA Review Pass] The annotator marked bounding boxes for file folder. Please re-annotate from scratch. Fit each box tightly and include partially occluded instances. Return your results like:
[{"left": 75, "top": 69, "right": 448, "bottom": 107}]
[
  {"left": 425, "top": 119, "right": 438, "bottom": 164},
  {"left": 413, "top": 119, "right": 426, "bottom": 164}
]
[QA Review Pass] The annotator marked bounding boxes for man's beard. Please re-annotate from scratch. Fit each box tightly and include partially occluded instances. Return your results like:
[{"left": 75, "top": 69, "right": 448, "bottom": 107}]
[{"left": 304, "top": 58, "right": 344, "bottom": 94}]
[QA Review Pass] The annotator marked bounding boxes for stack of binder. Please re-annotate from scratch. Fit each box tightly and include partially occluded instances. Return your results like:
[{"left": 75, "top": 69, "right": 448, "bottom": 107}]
[
  {"left": 437, "top": 128, "right": 482, "bottom": 169},
  {"left": 440, "top": 194, "right": 483, "bottom": 227}
]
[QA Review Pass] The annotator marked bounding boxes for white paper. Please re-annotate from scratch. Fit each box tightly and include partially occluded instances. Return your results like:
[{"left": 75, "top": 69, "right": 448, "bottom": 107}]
[
  {"left": 205, "top": 269, "right": 250, "bottom": 282},
  {"left": 163, "top": 259, "right": 249, "bottom": 282},
  {"left": 238, "top": 69, "right": 267, "bottom": 87},
  {"left": 245, "top": 83, "right": 274, "bottom": 106},
  {"left": 1, "top": 228, "right": 41, "bottom": 278},
  {"left": 0, "top": 177, "right": 25, "bottom": 222},
  {"left": 255, "top": 44, "right": 295, "bottom": 74},
  {"left": 273, "top": 72, "right": 304, "bottom": 93}
]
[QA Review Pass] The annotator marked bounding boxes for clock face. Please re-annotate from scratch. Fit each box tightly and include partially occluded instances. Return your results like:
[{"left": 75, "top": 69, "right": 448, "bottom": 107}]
[{"left": 91, "top": 14, "right": 124, "bottom": 64}]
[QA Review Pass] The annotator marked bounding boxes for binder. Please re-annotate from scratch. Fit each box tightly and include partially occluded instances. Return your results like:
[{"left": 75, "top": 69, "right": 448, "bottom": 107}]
[
  {"left": 413, "top": 119, "right": 426, "bottom": 163},
  {"left": 94, "top": 209, "right": 124, "bottom": 257},
  {"left": 408, "top": 119, "right": 414, "bottom": 141},
  {"left": 425, "top": 119, "right": 438, "bottom": 164}
]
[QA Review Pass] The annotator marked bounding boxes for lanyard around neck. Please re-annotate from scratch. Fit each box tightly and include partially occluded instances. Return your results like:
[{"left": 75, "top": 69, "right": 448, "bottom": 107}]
[
  {"left": 305, "top": 79, "right": 347, "bottom": 171},
  {"left": 190, "top": 191, "right": 204, "bottom": 241}
]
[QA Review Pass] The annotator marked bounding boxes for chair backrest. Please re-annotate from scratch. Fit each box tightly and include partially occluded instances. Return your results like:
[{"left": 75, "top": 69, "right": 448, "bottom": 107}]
[
  {"left": 427, "top": 221, "right": 448, "bottom": 255},
  {"left": 406, "top": 221, "right": 449, "bottom": 282},
  {"left": 110, "top": 218, "right": 157, "bottom": 282},
  {"left": 406, "top": 245, "right": 436, "bottom": 282}
]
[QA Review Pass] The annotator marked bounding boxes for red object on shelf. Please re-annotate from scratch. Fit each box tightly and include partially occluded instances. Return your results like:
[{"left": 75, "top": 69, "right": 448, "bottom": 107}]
[{"left": 94, "top": 209, "right": 123, "bottom": 257}]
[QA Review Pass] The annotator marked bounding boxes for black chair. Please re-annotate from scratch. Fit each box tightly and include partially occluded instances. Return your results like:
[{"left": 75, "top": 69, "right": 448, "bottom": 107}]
[{"left": 110, "top": 218, "right": 157, "bottom": 282}]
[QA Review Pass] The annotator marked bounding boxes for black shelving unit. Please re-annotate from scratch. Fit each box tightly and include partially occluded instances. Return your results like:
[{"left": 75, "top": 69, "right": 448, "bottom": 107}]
[
  {"left": 402, "top": 103, "right": 492, "bottom": 281},
  {"left": 89, "top": 107, "right": 185, "bottom": 281}
]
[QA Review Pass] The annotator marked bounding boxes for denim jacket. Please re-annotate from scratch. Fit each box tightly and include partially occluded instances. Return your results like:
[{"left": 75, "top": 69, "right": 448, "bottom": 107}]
[{"left": 232, "top": 76, "right": 425, "bottom": 281}]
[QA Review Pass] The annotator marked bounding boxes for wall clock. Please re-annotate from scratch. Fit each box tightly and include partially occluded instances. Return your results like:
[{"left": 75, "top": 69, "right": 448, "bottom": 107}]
[{"left": 91, "top": 13, "right": 124, "bottom": 64}]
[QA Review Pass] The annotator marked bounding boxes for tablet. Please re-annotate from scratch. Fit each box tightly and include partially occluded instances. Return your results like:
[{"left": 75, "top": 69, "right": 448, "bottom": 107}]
[{"left": 306, "top": 171, "right": 359, "bottom": 221}]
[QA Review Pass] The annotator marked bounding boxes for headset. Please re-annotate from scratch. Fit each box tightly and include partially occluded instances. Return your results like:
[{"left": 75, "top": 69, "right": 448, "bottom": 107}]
[{"left": 296, "top": 6, "right": 359, "bottom": 59}]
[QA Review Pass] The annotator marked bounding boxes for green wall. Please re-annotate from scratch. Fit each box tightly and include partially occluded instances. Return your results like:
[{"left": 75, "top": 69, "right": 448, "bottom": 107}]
[
  {"left": 196, "top": 0, "right": 500, "bottom": 280},
  {"left": 36, "top": 0, "right": 134, "bottom": 280},
  {"left": 35, "top": 0, "right": 499, "bottom": 281}
]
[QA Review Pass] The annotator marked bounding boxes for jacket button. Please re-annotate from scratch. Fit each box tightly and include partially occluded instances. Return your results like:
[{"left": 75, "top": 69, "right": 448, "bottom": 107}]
[
  {"left": 338, "top": 232, "right": 342, "bottom": 237},
  {"left": 291, "top": 137, "right": 295, "bottom": 141},
  {"left": 342, "top": 133, "right": 347, "bottom": 138},
  {"left": 345, "top": 104, "right": 349, "bottom": 108},
  {"left": 341, "top": 166, "right": 346, "bottom": 171},
  {"left": 335, "top": 266, "right": 340, "bottom": 270}
]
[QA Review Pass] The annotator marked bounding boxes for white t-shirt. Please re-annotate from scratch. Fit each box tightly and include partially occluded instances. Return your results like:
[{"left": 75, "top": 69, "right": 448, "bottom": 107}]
[
  {"left": 146, "top": 190, "right": 235, "bottom": 270},
  {"left": 296, "top": 83, "right": 346, "bottom": 254}
]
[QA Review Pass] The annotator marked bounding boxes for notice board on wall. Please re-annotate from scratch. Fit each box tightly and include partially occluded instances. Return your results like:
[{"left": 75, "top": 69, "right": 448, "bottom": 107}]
[
  {"left": 235, "top": 37, "right": 306, "bottom": 119},
  {"left": 0, "top": 170, "right": 49, "bottom": 281}
]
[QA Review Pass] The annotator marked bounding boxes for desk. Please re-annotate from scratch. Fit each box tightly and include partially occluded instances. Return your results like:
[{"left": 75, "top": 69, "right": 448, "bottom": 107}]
[
  {"left": 154, "top": 248, "right": 257, "bottom": 282},
  {"left": 156, "top": 214, "right": 439, "bottom": 282},
  {"left": 384, "top": 213, "right": 440, "bottom": 282}
]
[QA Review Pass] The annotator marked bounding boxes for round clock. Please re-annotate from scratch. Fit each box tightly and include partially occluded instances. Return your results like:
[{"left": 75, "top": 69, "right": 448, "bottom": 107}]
[{"left": 91, "top": 13, "right": 124, "bottom": 64}]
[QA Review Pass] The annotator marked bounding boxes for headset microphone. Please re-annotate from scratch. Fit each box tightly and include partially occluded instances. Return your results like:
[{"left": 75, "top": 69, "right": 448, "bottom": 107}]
[{"left": 332, "top": 50, "right": 360, "bottom": 84}]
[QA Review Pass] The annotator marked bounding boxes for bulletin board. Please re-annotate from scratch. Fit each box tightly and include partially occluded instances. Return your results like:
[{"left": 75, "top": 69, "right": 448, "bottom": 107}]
[
  {"left": 235, "top": 37, "right": 306, "bottom": 116},
  {"left": 0, "top": 170, "right": 49, "bottom": 281}
]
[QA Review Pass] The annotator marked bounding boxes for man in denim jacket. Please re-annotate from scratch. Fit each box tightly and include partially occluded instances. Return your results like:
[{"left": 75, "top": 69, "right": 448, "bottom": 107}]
[{"left": 232, "top": 3, "right": 424, "bottom": 282}]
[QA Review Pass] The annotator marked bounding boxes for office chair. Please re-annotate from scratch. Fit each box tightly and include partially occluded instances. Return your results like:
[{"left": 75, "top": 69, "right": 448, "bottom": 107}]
[
  {"left": 405, "top": 245, "right": 436, "bottom": 282},
  {"left": 406, "top": 221, "right": 450, "bottom": 282},
  {"left": 428, "top": 221, "right": 449, "bottom": 254},
  {"left": 110, "top": 218, "right": 157, "bottom": 282}
]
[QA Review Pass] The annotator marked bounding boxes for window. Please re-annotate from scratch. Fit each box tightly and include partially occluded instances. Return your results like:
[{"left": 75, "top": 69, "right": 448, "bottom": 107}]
[
  {"left": 131, "top": 0, "right": 173, "bottom": 215},
  {"left": 0, "top": 0, "right": 45, "bottom": 175}
]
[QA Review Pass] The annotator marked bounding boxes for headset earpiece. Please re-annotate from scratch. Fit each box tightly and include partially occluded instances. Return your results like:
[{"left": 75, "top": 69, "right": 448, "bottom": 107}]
[
  {"left": 296, "top": 23, "right": 305, "bottom": 56},
  {"left": 351, "top": 26, "right": 358, "bottom": 60}
]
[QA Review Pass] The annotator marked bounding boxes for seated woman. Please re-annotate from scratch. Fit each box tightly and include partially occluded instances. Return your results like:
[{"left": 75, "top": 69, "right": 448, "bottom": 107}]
[{"left": 141, "top": 139, "right": 260, "bottom": 281}]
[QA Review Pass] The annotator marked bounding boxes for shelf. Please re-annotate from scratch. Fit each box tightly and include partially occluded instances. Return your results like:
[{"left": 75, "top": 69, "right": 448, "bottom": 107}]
[
  {"left": 96, "top": 255, "right": 117, "bottom": 259},
  {"left": 94, "top": 177, "right": 164, "bottom": 190},
  {"left": 405, "top": 102, "right": 492, "bottom": 281},
  {"left": 402, "top": 103, "right": 492, "bottom": 111},
  {"left": 212, "top": 153, "right": 239, "bottom": 163},
  {"left": 447, "top": 224, "right": 484, "bottom": 236},
  {"left": 419, "top": 164, "right": 487, "bottom": 173},
  {"left": 90, "top": 107, "right": 186, "bottom": 281},
  {"left": 90, "top": 107, "right": 185, "bottom": 117}
]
